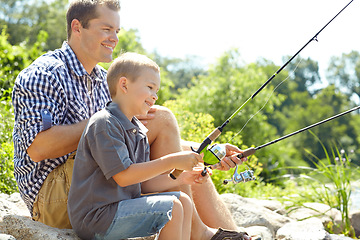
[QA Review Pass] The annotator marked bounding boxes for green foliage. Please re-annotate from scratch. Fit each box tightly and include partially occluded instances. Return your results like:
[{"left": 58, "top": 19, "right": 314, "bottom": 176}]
[
  {"left": 0, "top": 100, "right": 17, "bottom": 194},
  {"left": 0, "top": 27, "right": 47, "bottom": 99},
  {"left": 279, "top": 133, "right": 360, "bottom": 238},
  {"left": 0, "top": 0, "right": 67, "bottom": 50},
  {"left": 164, "top": 99, "right": 216, "bottom": 143},
  {"left": 305, "top": 143, "right": 358, "bottom": 237},
  {"left": 327, "top": 50, "right": 360, "bottom": 101},
  {"left": 0, "top": 142, "right": 16, "bottom": 194}
]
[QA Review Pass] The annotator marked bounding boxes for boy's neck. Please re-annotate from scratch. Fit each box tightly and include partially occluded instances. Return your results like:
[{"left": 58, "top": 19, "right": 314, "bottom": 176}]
[{"left": 112, "top": 97, "right": 134, "bottom": 121}]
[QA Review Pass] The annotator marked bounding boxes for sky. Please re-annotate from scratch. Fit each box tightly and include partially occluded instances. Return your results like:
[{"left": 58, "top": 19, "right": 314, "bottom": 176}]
[{"left": 119, "top": 0, "right": 360, "bottom": 80}]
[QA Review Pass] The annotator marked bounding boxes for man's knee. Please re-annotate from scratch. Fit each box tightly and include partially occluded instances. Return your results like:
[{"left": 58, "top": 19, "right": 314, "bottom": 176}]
[
  {"left": 147, "top": 106, "right": 180, "bottom": 142},
  {"left": 151, "top": 105, "right": 178, "bottom": 129}
]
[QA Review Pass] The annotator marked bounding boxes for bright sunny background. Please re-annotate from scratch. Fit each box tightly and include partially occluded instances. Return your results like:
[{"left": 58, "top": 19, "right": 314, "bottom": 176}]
[{"left": 120, "top": 0, "right": 360, "bottom": 80}]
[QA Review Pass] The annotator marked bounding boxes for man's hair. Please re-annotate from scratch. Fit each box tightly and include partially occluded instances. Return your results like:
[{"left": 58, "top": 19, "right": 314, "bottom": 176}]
[
  {"left": 107, "top": 52, "right": 160, "bottom": 97},
  {"left": 66, "top": 0, "right": 121, "bottom": 40}
]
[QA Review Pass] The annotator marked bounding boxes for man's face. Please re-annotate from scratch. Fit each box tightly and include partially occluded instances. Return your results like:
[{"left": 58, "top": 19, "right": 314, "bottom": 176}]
[{"left": 78, "top": 5, "right": 120, "bottom": 70}]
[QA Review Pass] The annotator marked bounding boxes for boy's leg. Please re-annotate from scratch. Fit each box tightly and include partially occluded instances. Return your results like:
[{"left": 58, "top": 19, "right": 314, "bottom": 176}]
[
  {"left": 96, "top": 192, "right": 181, "bottom": 240},
  {"left": 158, "top": 198, "right": 184, "bottom": 240},
  {"left": 146, "top": 106, "right": 238, "bottom": 230}
]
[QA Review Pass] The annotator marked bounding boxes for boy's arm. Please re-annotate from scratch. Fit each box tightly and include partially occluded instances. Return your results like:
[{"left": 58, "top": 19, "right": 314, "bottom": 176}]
[
  {"left": 112, "top": 151, "right": 201, "bottom": 187},
  {"left": 140, "top": 166, "right": 209, "bottom": 194}
]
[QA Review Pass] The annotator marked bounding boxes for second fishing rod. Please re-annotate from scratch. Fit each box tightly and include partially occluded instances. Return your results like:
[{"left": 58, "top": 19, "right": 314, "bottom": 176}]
[
  {"left": 169, "top": 0, "right": 354, "bottom": 179},
  {"left": 206, "top": 105, "right": 360, "bottom": 184}
]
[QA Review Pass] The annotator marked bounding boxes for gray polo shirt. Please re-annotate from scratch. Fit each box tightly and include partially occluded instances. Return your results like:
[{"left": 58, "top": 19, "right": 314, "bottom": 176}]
[{"left": 68, "top": 101, "right": 149, "bottom": 239}]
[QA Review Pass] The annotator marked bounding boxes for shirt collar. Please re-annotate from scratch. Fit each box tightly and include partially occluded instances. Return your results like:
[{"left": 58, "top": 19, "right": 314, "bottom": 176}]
[
  {"left": 106, "top": 101, "right": 148, "bottom": 135},
  {"left": 61, "top": 41, "right": 104, "bottom": 80}
]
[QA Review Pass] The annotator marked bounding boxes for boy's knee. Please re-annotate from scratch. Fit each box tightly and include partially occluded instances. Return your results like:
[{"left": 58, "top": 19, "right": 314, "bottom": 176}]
[
  {"left": 178, "top": 192, "right": 193, "bottom": 213},
  {"left": 171, "top": 198, "right": 184, "bottom": 217}
]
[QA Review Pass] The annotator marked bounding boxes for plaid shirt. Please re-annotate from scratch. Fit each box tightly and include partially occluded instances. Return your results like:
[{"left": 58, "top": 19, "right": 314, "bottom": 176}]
[{"left": 12, "top": 42, "right": 111, "bottom": 214}]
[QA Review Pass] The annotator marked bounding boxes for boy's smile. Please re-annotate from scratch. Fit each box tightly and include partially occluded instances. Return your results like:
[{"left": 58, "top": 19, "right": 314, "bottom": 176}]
[{"left": 121, "top": 68, "right": 160, "bottom": 120}]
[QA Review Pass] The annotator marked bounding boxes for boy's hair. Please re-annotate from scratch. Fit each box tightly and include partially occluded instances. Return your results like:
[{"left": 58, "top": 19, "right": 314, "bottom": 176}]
[
  {"left": 107, "top": 52, "right": 160, "bottom": 97},
  {"left": 66, "top": 0, "right": 121, "bottom": 40}
]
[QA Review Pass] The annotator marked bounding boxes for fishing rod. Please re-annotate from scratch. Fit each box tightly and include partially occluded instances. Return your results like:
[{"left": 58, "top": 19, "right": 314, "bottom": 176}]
[
  {"left": 169, "top": 0, "right": 354, "bottom": 180},
  {"left": 205, "top": 105, "right": 360, "bottom": 184}
]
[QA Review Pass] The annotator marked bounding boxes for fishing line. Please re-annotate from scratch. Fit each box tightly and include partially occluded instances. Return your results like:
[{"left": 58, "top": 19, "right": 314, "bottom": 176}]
[
  {"left": 169, "top": 0, "right": 354, "bottom": 179},
  {"left": 228, "top": 58, "right": 304, "bottom": 144},
  {"left": 208, "top": 105, "right": 360, "bottom": 184}
]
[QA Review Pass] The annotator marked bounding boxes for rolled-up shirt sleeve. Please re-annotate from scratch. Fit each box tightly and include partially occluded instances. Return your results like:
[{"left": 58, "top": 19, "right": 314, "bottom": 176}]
[{"left": 12, "top": 65, "right": 67, "bottom": 151}]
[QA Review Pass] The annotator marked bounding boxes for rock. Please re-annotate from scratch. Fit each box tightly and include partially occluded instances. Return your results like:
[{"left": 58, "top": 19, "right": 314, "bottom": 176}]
[
  {"left": 243, "top": 226, "right": 273, "bottom": 240},
  {"left": 221, "top": 193, "right": 293, "bottom": 236},
  {"left": 0, "top": 234, "right": 16, "bottom": 240},
  {"left": 249, "top": 198, "right": 287, "bottom": 215},
  {"left": 350, "top": 211, "right": 360, "bottom": 238},
  {"left": 328, "top": 234, "right": 357, "bottom": 240},
  {"left": 276, "top": 218, "right": 330, "bottom": 240},
  {"left": 1, "top": 192, "right": 359, "bottom": 240},
  {"left": 2, "top": 215, "right": 80, "bottom": 240},
  {"left": 287, "top": 202, "right": 343, "bottom": 233}
]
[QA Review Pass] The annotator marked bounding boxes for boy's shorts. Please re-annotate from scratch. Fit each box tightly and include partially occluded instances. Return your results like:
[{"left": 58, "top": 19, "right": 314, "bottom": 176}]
[
  {"left": 95, "top": 191, "right": 181, "bottom": 240},
  {"left": 32, "top": 152, "right": 75, "bottom": 229}
]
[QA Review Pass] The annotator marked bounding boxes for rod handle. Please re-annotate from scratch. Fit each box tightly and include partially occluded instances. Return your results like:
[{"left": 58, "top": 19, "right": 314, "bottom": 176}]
[
  {"left": 209, "top": 147, "right": 257, "bottom": 170},
  {"left": 236, "top": 147, "right": 256, "bottom": 159},
  {"left": 169, "top": 169, "right": 183, "bottom": 180}
]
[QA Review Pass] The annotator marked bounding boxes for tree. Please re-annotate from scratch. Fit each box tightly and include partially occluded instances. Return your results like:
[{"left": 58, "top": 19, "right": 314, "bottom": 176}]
[
  {"left": 0, "top": 0, "right": 67, "bottom": 50},
  {"left": 172, "top": 49, "right": 293, "bottom": 182},
  {"left": 0, "top": 27, "right": 47, "bottom": 99},
  {"left": 327, "top": 51, "right": 360, "bottom": 103},
  {"left": 282, "top": 85, "right": 356, "bottom": 164}
]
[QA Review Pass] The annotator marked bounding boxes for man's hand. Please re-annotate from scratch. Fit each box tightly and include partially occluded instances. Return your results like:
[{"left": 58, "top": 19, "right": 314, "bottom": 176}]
[
  {"left": 218, "top": 143, "right": 248, "bottom": 171},
  {"left": 178, "top": 165, "right": 212, "bottom": 185},
  {"left": 136, "top": 106, "right": 156, "bottom": 126}
]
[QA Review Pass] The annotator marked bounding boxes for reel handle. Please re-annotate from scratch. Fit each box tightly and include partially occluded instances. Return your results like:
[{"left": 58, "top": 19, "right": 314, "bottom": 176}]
[{"left": 170, "top": 128, "right": 222, "bottom": 180}]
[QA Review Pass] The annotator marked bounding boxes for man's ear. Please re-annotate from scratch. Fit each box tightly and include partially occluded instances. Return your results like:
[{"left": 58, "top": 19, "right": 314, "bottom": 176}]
[
  {"left": 71, "top": 19, "right": 82, "bottom": 36},
  {"left": 118, "top": 77, "right": 128, "bottom": 93}
]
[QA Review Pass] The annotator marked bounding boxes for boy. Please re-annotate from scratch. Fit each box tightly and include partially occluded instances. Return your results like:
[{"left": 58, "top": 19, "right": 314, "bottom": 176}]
[{"left": 68, "top": 53, "right": 251, "bottom": 240}]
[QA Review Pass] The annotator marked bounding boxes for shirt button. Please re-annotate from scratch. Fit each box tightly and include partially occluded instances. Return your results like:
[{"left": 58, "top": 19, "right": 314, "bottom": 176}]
[{"left": 132, "top": 129, "right": 137, "bottom": 134}]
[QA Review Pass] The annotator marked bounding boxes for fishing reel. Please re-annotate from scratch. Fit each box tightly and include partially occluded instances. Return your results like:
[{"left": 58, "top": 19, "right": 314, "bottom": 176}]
[
  {"left": 202, "top": 144, "right": 256, "bottom": 185},
  {"left": 223, "top": 166, "right": 255, "bottom": 185}
]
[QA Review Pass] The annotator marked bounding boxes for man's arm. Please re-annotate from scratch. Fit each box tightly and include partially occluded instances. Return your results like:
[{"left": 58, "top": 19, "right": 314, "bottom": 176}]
[{"left": 27, "top": 120, "right": 88, "bottom": 162}]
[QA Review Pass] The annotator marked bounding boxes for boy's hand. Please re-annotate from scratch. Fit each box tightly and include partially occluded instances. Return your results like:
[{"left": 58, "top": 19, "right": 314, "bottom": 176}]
[
  {"left": 178, "top": 166, "right": 212, "bottom": 185},
  {"left": 164, "top": 151, "right": 202, "bottom": 171}
]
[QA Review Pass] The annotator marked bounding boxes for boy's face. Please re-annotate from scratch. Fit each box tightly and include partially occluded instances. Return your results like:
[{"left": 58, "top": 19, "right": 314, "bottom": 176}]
[
  {"left": 77, "top": 5, "right": 120, "bottom": 68},
  {"left": 126, "top": 68, "right": 160, "bottom": 118}
]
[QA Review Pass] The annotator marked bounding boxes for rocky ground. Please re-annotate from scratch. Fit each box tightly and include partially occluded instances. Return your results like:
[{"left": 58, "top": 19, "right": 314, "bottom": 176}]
[{"left": 0, "top": 192, "right": 359, "bottom": 240}]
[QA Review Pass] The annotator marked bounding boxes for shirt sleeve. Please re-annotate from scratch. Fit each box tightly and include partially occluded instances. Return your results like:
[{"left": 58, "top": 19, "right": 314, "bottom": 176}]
[
  {"left": 12, "top": 65, "right": 67, "bottom": 151},
  {"left": 87, "top": 121, "right": 133, "bottom": 180}
]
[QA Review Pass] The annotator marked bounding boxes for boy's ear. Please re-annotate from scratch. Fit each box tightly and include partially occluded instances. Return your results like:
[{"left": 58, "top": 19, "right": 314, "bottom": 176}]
[{"left": 118, "top": 77, "right": 128, "bottom": 93}]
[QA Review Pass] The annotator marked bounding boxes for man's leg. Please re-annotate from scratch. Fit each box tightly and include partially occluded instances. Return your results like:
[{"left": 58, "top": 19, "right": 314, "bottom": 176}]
[{"left": 146, "top": 106, "right": 238, "bottom": 230}]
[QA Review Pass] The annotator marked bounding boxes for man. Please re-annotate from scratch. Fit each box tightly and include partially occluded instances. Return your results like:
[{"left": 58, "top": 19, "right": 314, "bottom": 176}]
[{"left": 12, "top": 0, "right": 245, "bottom": 232}]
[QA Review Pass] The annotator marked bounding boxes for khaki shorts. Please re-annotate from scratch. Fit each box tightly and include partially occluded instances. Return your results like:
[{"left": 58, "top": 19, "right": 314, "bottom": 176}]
[{"left": 32, "top": 152, "right": 75, "bottom": 229}]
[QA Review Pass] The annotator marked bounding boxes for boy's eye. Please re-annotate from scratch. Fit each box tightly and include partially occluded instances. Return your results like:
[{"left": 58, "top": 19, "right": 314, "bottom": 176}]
[{"left": 148, "top": 86, "right": 153, "bottom": 90}]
